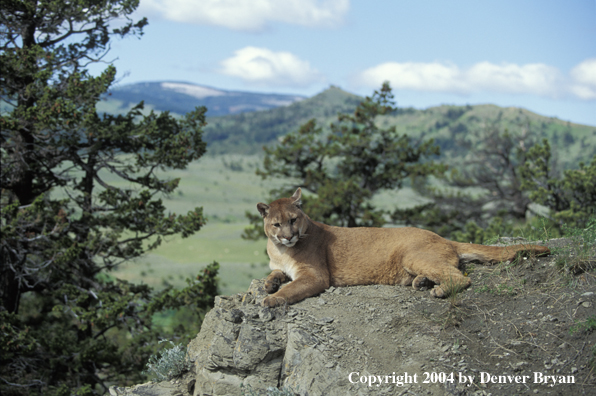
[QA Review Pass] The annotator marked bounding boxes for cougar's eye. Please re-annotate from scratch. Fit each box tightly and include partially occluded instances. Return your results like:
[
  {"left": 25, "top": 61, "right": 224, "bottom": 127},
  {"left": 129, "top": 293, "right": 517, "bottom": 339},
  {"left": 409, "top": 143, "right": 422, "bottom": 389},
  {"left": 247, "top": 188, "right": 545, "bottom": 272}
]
[
  {"left": 273, "top": 223, "right": 281, "bottom": 228},
  {"left": 290, "top": 218, "right": 297, "bottom": 225}
]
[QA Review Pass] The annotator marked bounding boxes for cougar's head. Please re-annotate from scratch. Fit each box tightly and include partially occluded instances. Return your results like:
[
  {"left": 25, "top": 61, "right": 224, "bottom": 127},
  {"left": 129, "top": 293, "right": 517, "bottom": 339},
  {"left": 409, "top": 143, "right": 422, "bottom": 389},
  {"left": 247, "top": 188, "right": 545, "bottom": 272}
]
[{"left": 257, "top": 188, "right": 307, "bottom": 248}]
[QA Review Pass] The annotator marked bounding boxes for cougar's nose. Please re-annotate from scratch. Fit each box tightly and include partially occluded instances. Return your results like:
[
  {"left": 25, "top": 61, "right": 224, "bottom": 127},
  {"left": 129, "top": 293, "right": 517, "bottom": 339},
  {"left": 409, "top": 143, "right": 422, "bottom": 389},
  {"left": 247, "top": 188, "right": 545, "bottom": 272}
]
[{"left": 281, "top": 233, "right": 294, "bottom": 241}]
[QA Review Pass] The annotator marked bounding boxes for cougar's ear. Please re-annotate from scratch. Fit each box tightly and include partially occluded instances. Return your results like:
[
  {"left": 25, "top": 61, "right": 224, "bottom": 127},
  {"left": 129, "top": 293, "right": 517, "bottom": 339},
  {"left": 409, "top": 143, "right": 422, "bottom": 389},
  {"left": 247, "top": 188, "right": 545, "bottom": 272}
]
[
  {"left": 257, "top": 203, "right": 270, "bottom": 218},
  {"left": 290, "top": 188, "right": 302, "bottom": 208}
]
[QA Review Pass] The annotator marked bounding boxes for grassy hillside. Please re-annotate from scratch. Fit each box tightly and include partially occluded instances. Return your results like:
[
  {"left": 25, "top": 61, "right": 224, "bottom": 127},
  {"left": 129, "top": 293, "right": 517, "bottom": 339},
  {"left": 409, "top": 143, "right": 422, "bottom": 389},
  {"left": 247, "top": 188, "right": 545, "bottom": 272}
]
[
  {"left": 204, "top": 86, "right": 363, "bottom": 154},
  {"left": 381, "top": 104, "right": 596, "bottom": 165},
  {"left": 109, "top": 155, "right": 273, "bottom": 295},
  {"left": 113, "top": 222, "right": 271, "bottom": 297}
]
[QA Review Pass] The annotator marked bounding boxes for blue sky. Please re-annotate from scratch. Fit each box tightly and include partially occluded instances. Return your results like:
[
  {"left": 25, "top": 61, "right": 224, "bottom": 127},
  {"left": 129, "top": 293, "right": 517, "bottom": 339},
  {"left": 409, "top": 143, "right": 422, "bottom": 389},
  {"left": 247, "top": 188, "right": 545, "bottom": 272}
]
[{"left": 101, "top": 0, "right": 596, "bottom": 126}]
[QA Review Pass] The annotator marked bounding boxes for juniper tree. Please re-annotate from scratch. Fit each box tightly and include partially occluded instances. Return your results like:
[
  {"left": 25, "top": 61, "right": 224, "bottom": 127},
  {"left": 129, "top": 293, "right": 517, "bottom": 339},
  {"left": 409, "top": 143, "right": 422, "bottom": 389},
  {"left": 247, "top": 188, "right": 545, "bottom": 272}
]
[
  {"left": 395, "top": 127, "right": 595, "bottom": 243},
  {"left": 520, "top": 139, "right": 596, "bottom": 229},
  {"left": 243, "top": 82, "right": 445, "bottom": 239},
  {"left": 393, "top": 126, "right": 540, "bottom": 242},
  {"left": 1, "top": 1, "right": 216, "bottom": 394}
]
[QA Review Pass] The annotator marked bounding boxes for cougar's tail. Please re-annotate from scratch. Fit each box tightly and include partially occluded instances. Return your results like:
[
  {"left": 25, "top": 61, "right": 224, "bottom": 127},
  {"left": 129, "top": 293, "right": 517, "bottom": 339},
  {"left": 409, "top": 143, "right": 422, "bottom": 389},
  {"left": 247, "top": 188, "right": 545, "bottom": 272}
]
[{"left": 452, "top": 241, "right": 550, "bottom": 264}]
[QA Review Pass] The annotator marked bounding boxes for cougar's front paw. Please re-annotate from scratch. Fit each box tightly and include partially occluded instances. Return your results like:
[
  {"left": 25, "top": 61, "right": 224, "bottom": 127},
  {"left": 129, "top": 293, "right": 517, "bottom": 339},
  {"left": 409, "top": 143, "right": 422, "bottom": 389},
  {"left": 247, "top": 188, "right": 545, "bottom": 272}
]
[
  {"left": 265, "top": 278, "right": 281, "bottom": 294},
  {"left": 262, "top": 295, "right": 287, "bottom": 308}
]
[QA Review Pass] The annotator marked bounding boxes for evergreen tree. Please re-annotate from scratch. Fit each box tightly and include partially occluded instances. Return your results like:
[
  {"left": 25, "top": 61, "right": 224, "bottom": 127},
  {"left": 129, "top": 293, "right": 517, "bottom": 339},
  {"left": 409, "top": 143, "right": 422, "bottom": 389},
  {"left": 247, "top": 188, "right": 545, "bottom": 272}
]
[
  {"left": 1, "top": 1, "right": 217, "bottom": 394},
  {"left": 395, "top": 127, "right": 595, "bottom": 243},
  {"left": 520, "top": 139, "right": 596, "bottom": 229},
  {"left": 244, "top": 82, "right": 445, "bottom": 239},
  {"left": 393, "top": 126, "right": 540, "bottom": 242}
]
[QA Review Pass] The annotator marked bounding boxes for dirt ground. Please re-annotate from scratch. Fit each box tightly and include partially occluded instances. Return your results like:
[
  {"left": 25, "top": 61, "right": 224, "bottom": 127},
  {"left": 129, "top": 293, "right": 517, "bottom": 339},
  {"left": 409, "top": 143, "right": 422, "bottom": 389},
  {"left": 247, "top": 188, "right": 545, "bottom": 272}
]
[{"left": 284, "top": 237, "right": 596, "bottom": 395}]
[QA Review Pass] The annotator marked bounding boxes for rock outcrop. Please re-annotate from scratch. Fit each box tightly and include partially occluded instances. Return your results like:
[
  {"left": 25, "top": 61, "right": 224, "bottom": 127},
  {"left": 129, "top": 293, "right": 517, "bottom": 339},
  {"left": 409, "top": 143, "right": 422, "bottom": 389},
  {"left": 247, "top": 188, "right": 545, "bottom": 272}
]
[
  {"left": 111, "top": 240, "right": 596, "bottom": 395},
  {"left": 188, "top": 280, "right": 363, "bottom": 395},
  {"left": 114, "top": 279, "right": 452, "bottom": 396}
]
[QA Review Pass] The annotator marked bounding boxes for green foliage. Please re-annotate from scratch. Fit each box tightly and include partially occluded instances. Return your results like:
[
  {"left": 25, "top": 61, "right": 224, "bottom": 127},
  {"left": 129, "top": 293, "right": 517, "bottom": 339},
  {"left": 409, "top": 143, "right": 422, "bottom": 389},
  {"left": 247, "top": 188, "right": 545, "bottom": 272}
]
[
  {"left": 0, "top": 1, "right": 218, "bottom": 394},
  {"left": 394, "top": 126, "right": 541, "bottom": 240},
  {"left": 395, "top": 124, "right": 595, "bottom": 242},
  {"left": 569, "top": 316, "right": 596, "bottom": 371},
  {"left": 0, "top": 310, "right": 36, "bottom": 361},
  {"left": 244, "top": 82, "right": 445, "bottom": 235},
  {"left": 143, "top": 340, "right": 191, "bottom": 382},
  {"left": 147, "top": 262, "right": 220, "bottom": 329},
  {"left": 449, "top": 216, "right": 514, "bottom": 245},
  {"left": 511, "top": 215, "right": 562, "bottom": 242},
  {"left": 553, "top": 217, "right": 596, "bottom": 274},
  {"left": 568, "top": 316, "right": 596, "bottom": 371},
  {"left": 447, "top": 215, "right": 561, "bottom": 245},
  {"left": 569, "top": 316, "right": 596, "bottom": 335},
  {"left": 0, "top": 261, "right": 219, "bottom": 395},
  {"left": 520, "top": 139, "right": 596, "bottom": 229}
]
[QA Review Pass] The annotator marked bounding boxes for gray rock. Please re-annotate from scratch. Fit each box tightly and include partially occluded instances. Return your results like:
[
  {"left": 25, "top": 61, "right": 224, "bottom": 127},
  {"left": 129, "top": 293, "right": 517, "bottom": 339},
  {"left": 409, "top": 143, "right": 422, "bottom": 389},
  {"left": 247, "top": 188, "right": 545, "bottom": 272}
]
[
  {"left": 109, "top": 373, "right": 194, "bottom": 396},
  {"left": 118, "top": 278, "right": 450, "bottom": 396}
]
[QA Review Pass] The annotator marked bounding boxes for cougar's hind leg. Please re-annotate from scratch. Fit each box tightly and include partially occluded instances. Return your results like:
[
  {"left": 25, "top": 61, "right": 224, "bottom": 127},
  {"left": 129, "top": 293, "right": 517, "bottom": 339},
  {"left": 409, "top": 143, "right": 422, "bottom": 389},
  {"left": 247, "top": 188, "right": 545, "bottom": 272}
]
[
  {"left": 428, "top": 266, "right": 471, "bottom": 298},
  {"left": 409, "top": 256, "right": 471, "bottom": 298}
]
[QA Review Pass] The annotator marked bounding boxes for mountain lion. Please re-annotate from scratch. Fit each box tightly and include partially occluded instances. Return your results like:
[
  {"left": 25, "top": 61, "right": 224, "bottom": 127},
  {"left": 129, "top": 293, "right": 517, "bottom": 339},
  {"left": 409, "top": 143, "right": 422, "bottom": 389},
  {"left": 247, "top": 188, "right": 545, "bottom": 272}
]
[{"left": 257, "top": 188, "right": 550, "bottom": 307}]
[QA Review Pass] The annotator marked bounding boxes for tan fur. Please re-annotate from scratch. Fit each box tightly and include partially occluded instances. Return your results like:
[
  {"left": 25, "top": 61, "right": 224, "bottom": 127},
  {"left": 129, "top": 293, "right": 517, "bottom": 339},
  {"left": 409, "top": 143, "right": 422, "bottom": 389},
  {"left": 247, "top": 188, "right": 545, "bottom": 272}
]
[{"left": 257, "top": 188, "right": 550, "bottom": 307}]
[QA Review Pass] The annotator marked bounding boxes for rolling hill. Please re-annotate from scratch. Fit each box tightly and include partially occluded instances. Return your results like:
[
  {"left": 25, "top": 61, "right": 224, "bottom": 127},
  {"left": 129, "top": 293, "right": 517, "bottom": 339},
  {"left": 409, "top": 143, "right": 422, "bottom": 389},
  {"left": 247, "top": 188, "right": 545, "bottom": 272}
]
[
  {"left": 203, "top": 87, "right": 596, "bottom": 166},
  {"left": 96, "top": 81, "right": 595, "bottom": 165},
  {"left": 203, "top": 85, "right": 363, "bottom": 154}
]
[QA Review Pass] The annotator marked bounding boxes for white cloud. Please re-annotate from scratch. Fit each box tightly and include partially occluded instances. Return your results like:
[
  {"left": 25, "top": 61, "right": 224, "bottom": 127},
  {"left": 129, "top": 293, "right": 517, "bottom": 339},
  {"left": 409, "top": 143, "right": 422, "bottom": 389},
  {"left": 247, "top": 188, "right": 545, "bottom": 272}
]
[
  {"left": 467, "top": 62, "right": 561, "bottom": 96},
  {"left": 219, "top": 46, "right": 324, "bottom": 87},
  {"left": 570, "top": 58, "right": 596, "bottom": 99},
  {"left": 357, "top": 62, "right": 465, "bottom": 93},
  {"left": 355, "top": 59, "right": 596, "bottom": 100},
  {"left": 139, "top": 0, "right": 349, "bottom": 31}
]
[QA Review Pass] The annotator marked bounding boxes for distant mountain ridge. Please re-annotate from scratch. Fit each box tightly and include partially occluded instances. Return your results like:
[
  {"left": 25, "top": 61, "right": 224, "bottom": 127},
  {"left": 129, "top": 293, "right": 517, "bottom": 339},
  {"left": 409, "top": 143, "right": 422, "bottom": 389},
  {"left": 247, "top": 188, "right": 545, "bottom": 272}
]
[
  {"left": 99, "top": 81, "right": 306, "bottom": 117},
  {"left": 96, "top": 81, "right": 595, "bottom": 165},
  {"left": 204, "top": 86, "right": 363, "bottom": 153}
]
